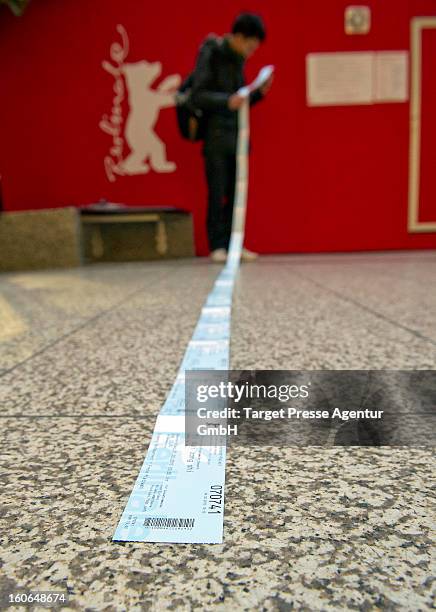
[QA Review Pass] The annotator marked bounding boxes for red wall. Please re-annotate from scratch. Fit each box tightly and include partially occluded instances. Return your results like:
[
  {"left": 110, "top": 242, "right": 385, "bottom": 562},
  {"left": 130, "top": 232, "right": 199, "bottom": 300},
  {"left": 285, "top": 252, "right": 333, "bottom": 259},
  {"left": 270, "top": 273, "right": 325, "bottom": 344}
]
[{"left": 0, "top": 0, "right": 435, "bottom": 255}]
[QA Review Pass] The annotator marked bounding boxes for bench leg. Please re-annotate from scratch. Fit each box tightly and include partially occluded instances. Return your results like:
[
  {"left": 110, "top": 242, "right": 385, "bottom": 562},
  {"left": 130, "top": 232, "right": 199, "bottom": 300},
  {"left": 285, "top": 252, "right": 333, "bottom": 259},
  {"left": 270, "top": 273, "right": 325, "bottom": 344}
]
[
  {"left": 91, "top": 226, "right": 104, "bottom": 258},
  {"left": 155, "top": 220, "right": 168, "bottom": 255}
]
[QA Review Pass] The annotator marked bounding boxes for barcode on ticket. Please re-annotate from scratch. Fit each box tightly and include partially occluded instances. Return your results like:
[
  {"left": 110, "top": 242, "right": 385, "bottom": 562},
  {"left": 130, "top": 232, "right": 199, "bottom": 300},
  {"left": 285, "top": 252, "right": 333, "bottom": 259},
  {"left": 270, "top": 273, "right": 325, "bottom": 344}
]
[{"left": 143, "top": 517, "right": 195, "bottom": 529}]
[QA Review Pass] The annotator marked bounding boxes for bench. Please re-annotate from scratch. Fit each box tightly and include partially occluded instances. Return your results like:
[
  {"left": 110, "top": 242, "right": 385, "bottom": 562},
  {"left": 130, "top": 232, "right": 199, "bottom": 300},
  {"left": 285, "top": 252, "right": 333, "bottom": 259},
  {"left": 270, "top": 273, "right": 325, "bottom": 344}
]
[
  {"left": 80, "top": 204, "right": 194, "bottom": 263},
  {"left": 0, "top": 205, "right": 195, "bottom": 272}
]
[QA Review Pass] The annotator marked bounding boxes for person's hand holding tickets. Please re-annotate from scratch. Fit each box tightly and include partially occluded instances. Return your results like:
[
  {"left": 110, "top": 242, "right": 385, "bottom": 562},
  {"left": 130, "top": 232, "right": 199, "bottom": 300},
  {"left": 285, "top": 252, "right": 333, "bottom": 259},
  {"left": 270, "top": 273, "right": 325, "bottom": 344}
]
[{"left": 228, "top": 65, "right": 274, "bottom": 109}]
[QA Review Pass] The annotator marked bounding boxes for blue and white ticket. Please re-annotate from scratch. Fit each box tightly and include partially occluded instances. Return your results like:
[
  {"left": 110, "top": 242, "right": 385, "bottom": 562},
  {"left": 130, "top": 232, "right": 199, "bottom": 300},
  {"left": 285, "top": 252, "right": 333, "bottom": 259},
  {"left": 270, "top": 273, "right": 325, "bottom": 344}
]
[
  {"left": 113, "top": 84, "right": 260, "bottom": 543},
  {"left": 112, "top": 276, "right": 237, "bottom": 542},
  {"left": 112, "top": 429, "right": 226, "bottom": 543}
]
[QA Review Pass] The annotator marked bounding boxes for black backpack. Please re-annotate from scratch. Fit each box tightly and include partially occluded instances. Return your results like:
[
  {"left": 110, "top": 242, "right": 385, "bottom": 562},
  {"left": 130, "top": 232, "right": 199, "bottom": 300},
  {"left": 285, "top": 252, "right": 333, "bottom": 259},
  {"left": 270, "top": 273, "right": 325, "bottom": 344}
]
[{"left": 175, "top": 36, "right": 221, "bottom": 141}]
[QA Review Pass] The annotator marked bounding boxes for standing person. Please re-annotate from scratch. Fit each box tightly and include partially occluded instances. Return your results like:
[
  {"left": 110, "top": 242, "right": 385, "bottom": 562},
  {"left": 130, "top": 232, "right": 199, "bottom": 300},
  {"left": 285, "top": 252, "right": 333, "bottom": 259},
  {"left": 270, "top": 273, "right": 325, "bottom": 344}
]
[{"left": 191, "top": 13, "right": 273, "bottom": 263}]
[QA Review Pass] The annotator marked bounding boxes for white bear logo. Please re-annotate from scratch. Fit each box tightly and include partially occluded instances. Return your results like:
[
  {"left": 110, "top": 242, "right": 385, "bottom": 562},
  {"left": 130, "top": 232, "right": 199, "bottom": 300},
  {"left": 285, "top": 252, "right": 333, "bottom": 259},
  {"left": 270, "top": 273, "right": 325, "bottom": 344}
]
[
  {"left": 100, "top": 25, "right": 181, "bottom": 182},
  {"left": 121, "top": 61, "right": 180, "bottom": 175}
]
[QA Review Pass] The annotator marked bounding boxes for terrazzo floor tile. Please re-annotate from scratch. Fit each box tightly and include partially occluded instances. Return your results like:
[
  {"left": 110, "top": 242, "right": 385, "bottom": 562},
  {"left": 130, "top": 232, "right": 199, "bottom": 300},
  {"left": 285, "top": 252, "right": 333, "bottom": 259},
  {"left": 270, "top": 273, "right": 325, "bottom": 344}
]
[
  {"left": 0, "top": 265, "right": 219, "bottom": 417},
  {"left": 0, "top": 252, "right": 435, "bottom": 610},
  {"left": 0, "top": 260, "right": 212, "bottom": 374},
  {"left": 231, "top": 254, "right": 436, "bottom": 370},
  {"left": 281, "top": 254, "right": 436, "bottom": 342},
  {"left": 1, "top": 418, "right": 434, "bottom": 611}
]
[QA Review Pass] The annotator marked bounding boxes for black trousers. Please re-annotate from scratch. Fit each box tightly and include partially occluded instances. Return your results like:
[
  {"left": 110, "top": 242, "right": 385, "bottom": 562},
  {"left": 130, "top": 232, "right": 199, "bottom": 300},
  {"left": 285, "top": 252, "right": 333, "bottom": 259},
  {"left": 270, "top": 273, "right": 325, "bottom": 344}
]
[{"left": 204, "top": 147, "right": 237, "bottom": 252}]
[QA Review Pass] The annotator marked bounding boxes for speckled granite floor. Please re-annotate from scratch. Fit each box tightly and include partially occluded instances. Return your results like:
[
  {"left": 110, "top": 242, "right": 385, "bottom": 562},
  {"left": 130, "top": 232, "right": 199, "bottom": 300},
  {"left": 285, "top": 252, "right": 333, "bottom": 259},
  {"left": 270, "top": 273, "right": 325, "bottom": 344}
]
[{"left": 1, "top": 253, "right": 435, "bottom": 611}]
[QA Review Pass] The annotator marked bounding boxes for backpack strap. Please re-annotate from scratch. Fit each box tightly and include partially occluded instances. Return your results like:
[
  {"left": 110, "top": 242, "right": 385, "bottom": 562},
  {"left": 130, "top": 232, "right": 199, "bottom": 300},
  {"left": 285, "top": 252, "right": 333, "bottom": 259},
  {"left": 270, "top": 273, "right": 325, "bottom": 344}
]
[{"left": 198, "top": 34, "right": 223, "bottom": 65}]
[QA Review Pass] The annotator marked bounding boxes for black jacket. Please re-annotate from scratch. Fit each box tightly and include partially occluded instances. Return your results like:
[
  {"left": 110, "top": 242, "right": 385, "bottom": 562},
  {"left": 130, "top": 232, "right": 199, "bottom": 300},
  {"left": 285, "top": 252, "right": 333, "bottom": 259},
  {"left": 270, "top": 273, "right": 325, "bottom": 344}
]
[{"left": 191, "top": 34, "right": 263, "bottom": 151}]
